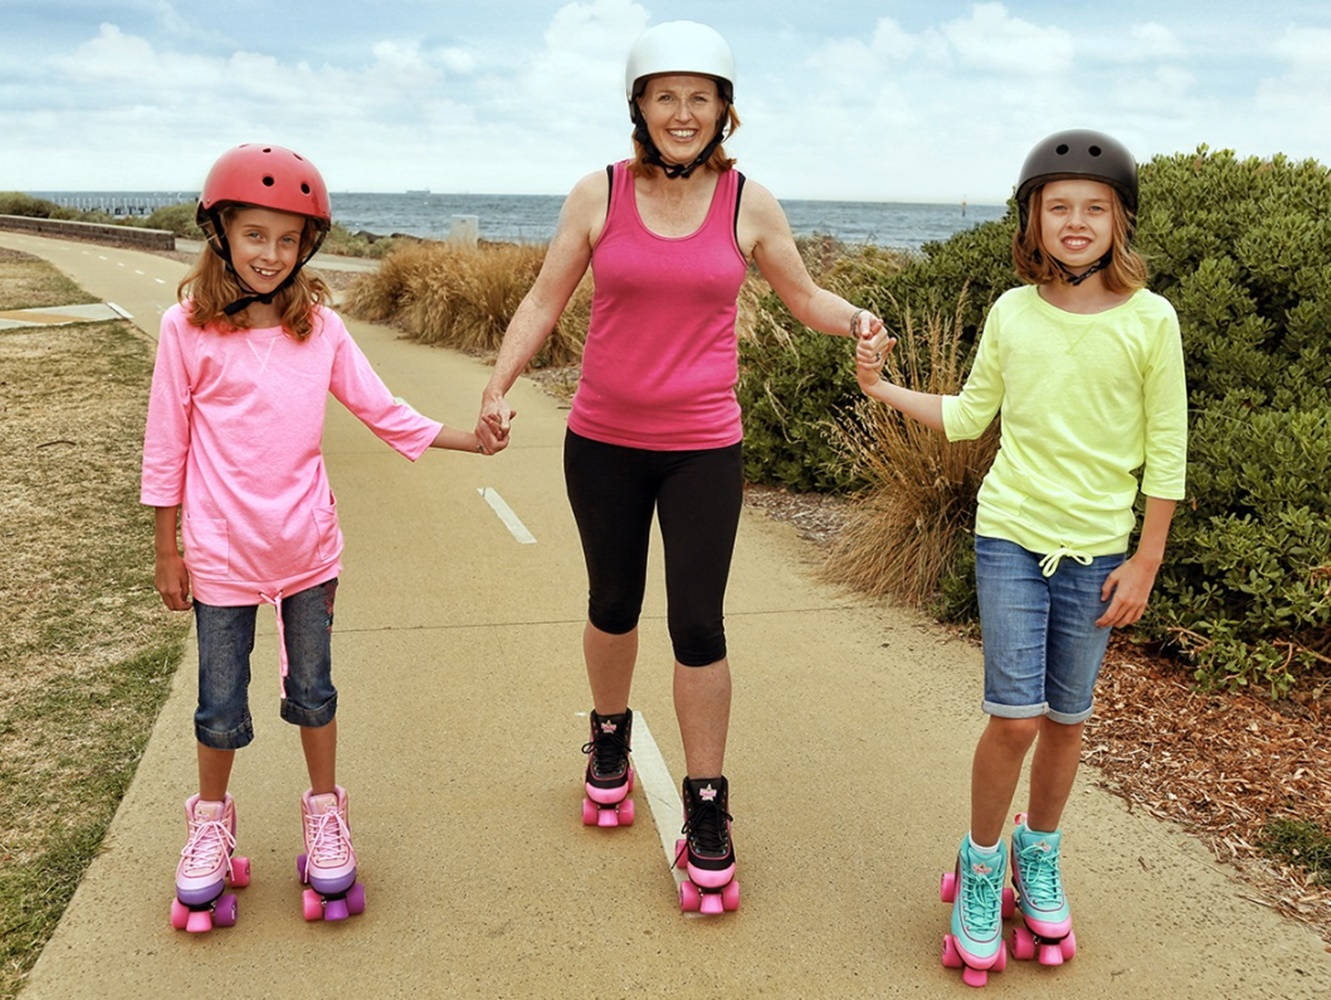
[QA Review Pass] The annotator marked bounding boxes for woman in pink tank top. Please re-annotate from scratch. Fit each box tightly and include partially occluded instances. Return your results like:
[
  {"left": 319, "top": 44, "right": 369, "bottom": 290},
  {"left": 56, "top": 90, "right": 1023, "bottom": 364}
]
[{"left": 474, "top": 20, "right": 884, "bottom": 913}]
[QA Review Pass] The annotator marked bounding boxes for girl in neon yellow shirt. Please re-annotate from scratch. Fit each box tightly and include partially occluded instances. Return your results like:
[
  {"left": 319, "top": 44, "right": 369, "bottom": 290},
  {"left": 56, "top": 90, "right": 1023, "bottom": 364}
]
[{"left": 856, "top": 130, "right": 1186, "bottom": 985}]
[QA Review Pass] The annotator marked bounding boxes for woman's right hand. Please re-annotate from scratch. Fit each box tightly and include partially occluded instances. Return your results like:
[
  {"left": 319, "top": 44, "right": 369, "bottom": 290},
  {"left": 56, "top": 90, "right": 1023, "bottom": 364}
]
[
  {"left": 154, "top": 552, "right": 192, "bottom": 611},
  {"left": 854, "top": 329, "right": 896, "bottom": 388},
  {"left": 476, "top": 390, "right": 517, "bottom": 454}
]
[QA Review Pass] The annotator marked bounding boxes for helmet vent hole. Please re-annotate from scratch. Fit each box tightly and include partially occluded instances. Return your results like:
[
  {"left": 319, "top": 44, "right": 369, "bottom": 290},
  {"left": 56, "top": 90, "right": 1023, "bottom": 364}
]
[
  {"left": 301, "top": 183, "right": 311, "bottom": 194},
  {"left": 262, "top": 147, "right": 272, "bottom": 153},
  {"left": 1055, "top": 144, "right": 1069, "bottom": 155},
  {"left": 262, "top": 175, "right": 275, "bottom": 187},
  {"left": 1089, "top": 145, "right": 1102, "bottom": 156}
]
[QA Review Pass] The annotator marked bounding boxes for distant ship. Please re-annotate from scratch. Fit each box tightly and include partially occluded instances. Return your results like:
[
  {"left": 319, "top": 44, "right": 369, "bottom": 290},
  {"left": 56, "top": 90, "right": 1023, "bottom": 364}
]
[{"left": 405, "top": 189, "right": 431, "bottom": 196}]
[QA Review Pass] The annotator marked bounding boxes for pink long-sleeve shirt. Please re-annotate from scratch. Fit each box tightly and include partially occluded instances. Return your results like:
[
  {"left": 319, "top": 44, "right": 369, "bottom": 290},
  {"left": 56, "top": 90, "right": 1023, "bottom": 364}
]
[{"left": 141, "top": 303, "right": 442, "bottom": 606}]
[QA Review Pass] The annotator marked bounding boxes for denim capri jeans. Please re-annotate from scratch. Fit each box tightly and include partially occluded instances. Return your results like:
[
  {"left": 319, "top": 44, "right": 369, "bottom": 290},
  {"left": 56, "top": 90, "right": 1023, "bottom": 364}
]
[
  {"left": 193, "top": 578, "right": 339, "bottom": 749},
  {"left": 974, "top": 536, "right": 1123, "bottom": 725}
]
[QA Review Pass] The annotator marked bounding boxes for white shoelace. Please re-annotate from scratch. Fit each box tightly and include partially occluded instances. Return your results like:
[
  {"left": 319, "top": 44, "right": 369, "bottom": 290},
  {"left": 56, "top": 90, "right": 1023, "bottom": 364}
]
[{"left": 180, "top": 815, "right": 236, "bottom": 879}]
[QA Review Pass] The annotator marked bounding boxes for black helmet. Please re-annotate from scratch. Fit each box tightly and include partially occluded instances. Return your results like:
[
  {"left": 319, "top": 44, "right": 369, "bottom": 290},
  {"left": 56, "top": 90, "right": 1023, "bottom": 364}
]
[{"left": 1015, "top": 129, "right": 1137, "bottom": 234}]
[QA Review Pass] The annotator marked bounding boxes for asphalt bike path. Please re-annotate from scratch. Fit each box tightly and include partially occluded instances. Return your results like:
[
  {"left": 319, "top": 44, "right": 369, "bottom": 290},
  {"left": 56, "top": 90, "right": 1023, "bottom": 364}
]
[{"left": 6, "top": 231, "right": 1328, "bottom": 999}]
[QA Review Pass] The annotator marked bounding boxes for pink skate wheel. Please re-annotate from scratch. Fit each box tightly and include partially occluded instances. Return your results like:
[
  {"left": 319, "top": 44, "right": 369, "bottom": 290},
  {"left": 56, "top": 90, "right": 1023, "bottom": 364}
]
[
  {"left": 213, "top": 893, "right": 238, "bottom": 928},
  {"left": 185, "top": 909, "right": 212, "bottom": 934},
  {"left": 618, "top": 798, "right": 635, "bottom": 826},
  {"left": 1061, "top": 930, "right": 1077, "bottom": 960},
  {"left": 1037, "top": 942, "right": 1064, "bottom": 966},
  {"left": 1010, "top": 925, "right": 1036, "bottom": 961},
  {"left": 302, "top": 888, "right": 323, "bottom": 921},
  {"left": 993, "top": 942, "right": 1008, "bottom": 972},
  {"left": 346, "top": 882, "right": 366, "bottom": 915},
  {"left": 230, "top": 855, "right": 251, "bottom": 888},
  {"left": 596, "top": 807, "right": 619, "bottom": 828},
  {"left": 940, "top": 871, "right": 957, "bottom": 903},
  {"left": 679, "top": 880, "right": 701, "bottom": 912},
  {"left": 699, "top": 892, "right": 724, "bottom": 915},
  {"left": 1001, "top": 886, "right": 1014, "bottom": 918},
  {"left": 170, "top": 898, "right": 190, "bottom": 930},
  {"left": 324, "top": 896, "right": 350, "bottom": 922},
  {"left": 941, "top": 934, "right": 963, "bottom": 969},
  {"left": 721, "top": 878, "right": 740, "bottom": 911},
  {"left": 296, "top": 853, "right": 308, "bottom": 881},
  {"left": 581, "top": 798, "right": 599, "bottom": 825},
  {"left": 961, "top": 965, "right": 988, "bottom": 988}
]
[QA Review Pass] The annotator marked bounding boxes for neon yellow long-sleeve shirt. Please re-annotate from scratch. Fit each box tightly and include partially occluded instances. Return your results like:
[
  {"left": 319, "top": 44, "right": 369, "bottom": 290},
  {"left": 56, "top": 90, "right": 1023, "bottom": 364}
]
[{"left": 941, "top": 284, "right": 1187, "bottom": 560}]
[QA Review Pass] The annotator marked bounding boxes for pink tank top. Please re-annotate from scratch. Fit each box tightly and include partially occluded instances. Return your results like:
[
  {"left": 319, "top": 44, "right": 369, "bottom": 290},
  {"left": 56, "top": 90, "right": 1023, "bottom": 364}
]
[{"left": 568, "top": 160, "right": 748, "bottom": 450}]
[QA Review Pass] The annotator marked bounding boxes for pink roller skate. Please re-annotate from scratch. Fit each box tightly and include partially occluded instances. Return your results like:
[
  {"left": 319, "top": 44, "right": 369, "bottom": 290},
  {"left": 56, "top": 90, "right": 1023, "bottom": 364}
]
[
  {"left": 1008, "top": 814, "right": 1076, "bottom": 966},
  {"left": 296, "top": 786, "right": 365, "bottom": 922},
  {"left": 580, "top": 709, "right": 635, "bottom": 827},
  {"left": 674, "top": 776, "right": 739, "bottom": 915},
  {"left": 170, "top": 794, "right": 250, "bottom": 933}
]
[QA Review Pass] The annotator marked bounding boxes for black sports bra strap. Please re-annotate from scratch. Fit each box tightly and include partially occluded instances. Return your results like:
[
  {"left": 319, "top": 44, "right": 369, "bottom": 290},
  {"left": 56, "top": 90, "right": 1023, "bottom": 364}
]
[{"left": 733, "top": 171, "right": 746, "bottom": 244}]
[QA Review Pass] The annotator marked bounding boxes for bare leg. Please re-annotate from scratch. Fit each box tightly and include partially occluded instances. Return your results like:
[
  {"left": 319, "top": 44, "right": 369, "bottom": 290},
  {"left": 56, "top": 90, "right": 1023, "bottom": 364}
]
[
  {"left": 1025, "top": 719, "right": 1085, "bottom": 832},
  {"left": 197, "top": 745, "right": 235, "bottom": 801},
  {"left": 584, "top": 621, "right": 637, "bottom": 714},
  {"left": 674, "top": 658, "right": 731, "bottom": 778},
  {"left": 969, "top": 716, "right": 1041, "bottom": 845},
  {"left": 300, "top": 719, "right": 337, "bottom": 794}
]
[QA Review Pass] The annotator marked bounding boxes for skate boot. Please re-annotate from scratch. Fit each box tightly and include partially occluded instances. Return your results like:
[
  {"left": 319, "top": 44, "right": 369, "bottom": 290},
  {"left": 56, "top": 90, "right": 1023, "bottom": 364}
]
[
  {"left": 674, "top": 776, "right": 739, "bottom": 914},
  {"left": 296, "top": 785, "right": 365, "bottom": 921},
  {"left": 939, "top": 836, "right": 1012, "bottom": 987},
  {"left": 170, "top": 793, "right": 250, "bottom": 933},
  {"left": 1008, "top": 814, "right": 1076, "bottom": 965},
  {"left": 580, "top": 709, "right": 635, "bottom": 827}
]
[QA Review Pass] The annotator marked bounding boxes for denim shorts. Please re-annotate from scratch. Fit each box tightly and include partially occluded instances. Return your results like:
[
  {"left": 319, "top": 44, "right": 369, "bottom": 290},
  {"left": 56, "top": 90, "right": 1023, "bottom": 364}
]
[
  {"left": 974, "top": 536, "right": 1123, "bottom": 725},
  {"left": 193, "top": 578, "right": 339, "bottom": 749}
]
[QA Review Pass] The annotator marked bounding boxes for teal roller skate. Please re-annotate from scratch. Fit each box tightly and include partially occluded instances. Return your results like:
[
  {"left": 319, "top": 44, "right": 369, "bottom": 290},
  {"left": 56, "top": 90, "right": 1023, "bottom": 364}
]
[
  {"left": 1008, "top": 813, "right": 1076, "bottom": 965},
  {"left": 939, "top": 836, "right": 1014, "bottom": 987}
]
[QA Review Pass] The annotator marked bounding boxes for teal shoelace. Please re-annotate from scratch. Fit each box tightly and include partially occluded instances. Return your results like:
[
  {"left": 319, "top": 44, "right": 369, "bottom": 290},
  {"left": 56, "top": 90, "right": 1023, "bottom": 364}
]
[
  {"left": 961, "top": 860, "right": 1004, "bottom": 935},
  {"left": 1017, "top": 838, "right": 1064, "bottom": 905}
]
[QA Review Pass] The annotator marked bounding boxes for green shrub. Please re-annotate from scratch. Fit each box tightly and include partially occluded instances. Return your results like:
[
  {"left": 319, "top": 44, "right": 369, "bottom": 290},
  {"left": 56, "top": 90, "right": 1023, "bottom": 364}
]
[
  {"left": 745, "top": 147, "right": 1331, "bottom": 696},
  {"left": 136, "top": 202, "right": 201, "bottom": 238}
]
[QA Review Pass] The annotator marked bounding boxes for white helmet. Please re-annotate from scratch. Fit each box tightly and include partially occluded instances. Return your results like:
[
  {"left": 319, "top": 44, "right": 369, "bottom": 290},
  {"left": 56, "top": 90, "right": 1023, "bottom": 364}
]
[{"left": 624, "top": 20, "right": 735, "bottom": 105}]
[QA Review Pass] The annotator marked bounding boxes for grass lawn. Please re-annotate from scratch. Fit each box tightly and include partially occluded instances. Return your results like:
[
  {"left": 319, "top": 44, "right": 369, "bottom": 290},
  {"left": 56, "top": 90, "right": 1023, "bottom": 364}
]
[{"left": 0, "top": 250, "right": 188, "bottom": 999}]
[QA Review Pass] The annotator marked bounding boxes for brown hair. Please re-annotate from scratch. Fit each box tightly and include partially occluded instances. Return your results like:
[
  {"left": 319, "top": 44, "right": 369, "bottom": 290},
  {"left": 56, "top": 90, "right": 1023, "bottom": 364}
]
[
  {"left": 627, "top": 88, "right": 741, "bottom": 179},
  {"left": 178, "top": 207, "right": 331, "bottom": 339},
  {"left": 1012, "top": 185, "right": 1147, "bottom": 294}
]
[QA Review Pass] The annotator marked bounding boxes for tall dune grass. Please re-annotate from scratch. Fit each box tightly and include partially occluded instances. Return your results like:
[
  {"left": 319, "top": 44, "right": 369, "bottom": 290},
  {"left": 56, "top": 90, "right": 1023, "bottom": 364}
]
[
  {"left": 341, "top": 242, "right": 591, "bottom": 367},
  {"left": 824, "top": 290, "right": 998, "bottom": 608}
]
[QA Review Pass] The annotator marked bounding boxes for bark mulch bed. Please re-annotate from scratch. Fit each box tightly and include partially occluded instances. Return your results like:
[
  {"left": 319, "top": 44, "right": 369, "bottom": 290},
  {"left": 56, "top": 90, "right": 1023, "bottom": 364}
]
[{"left": 744, "top": 484, "right": 1331, "bottom": 944}]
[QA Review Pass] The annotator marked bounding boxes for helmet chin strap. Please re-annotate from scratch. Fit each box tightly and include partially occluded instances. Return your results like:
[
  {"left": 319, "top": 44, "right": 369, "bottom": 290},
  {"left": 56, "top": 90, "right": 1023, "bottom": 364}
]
[
  {"left": 203, "top": 208, "right": 326, "bottom": 316},
  {"left": 1052, "top": 251, "right": 1112, "bottom": 286},
  {"left": 631, "top": 105, "right": 729, "bottom": 180}
]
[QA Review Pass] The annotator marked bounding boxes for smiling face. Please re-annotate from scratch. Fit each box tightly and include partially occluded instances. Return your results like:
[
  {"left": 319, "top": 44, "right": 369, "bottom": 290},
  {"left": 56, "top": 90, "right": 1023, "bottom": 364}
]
[
  {"left": 1037, "top": 178, "right": 1115, "bottom": 268},
  {"left": 637, "top": 73, "right": 723, "bottom": 165},
  {"left": 223, "top": 206, "right": 306, "bottom": 293}
]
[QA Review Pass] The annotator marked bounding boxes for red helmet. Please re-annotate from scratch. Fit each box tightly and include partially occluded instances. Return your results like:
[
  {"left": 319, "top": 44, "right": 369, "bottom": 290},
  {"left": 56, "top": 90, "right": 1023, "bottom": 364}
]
[{"left": 198, "top": 143, "right": 331, "bottom": 225}]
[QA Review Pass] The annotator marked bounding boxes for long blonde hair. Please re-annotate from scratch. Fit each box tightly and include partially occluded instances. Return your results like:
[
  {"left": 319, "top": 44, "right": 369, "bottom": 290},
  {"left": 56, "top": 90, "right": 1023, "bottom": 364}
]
[
  {"left": 178, "top": 207, "right": 330, "bottom": 338},
  {"left": 1012, "top": 186, "right": 1147, "bottom": 294}
]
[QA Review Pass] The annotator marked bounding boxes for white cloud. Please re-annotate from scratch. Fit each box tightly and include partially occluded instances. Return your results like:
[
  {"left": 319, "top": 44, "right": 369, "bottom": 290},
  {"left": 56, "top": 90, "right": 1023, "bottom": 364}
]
[
  {"left": 1130, "top": 22, "right": 1184, "bottom": 60},
  {"left": 940, "top": 3, "right": 1073, "bottom": 76}
]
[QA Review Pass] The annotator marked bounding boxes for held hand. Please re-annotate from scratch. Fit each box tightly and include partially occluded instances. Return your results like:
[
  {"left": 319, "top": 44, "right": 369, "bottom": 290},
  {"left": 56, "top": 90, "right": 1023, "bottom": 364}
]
[
  {"left": 1096, "top": 555, "right": 1159, "bottom": 628},
  {"left": 154, "top": 552, "right": 192, "bottom": 611},
  {"left": 854, "top": 329, "right": 896, "bottom": 388},
  {"left": 476, "top": 393, "right": 517, "bottom": 454}
]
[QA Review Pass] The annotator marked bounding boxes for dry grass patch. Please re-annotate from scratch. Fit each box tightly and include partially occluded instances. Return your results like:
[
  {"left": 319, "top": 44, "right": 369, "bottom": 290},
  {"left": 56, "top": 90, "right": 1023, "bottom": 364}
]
[
  {"left": 824, "top": 293, "right": 997, "bottom": 605},
  {"left": 0, "top": 318, "right": 188, "bottom": 1000},
  {"left": 0, "top": 248, "right": 97, "bottom": 311},
  {"left": 341, "top": 241, "right": 591, "bottom": 367}
]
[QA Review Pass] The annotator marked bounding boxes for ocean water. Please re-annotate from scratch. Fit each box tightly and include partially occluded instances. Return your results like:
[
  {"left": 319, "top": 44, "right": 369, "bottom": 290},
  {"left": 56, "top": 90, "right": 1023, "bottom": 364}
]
[{"left": 30, "top": 190, "right": 1007, "bottom": 251}]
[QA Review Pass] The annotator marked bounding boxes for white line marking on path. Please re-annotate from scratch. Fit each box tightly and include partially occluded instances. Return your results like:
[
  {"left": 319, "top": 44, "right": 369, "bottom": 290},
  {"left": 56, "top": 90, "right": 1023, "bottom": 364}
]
[
  {"left": 476, "top": 487, "right": 536, "bottom": 544},
  {"left": 97, "top": 255, "right": 107, "bottom": 260},
  {"left": 106, "top": 301, "right": 132, "bottom": 319},
  {"left": 134, "top": 269, "right": 144, "bottom": 275},
  {"left": 628, "top": 712, "right": 691, "bottom": 896},
  {"left": 154, "top": 278, "right": 165, "bottom": 284}
]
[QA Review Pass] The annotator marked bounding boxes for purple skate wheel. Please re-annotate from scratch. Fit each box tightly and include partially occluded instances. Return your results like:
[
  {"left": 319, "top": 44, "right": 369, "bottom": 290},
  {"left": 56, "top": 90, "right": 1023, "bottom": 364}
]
[
  {"left": 230, "top": 855, "right": 251, "bottom": 888},
  {"left": 941, "top": 934, "right": 963, "bottom": 969},
  {"left": 940, "top": 871, "right": 958, "bottom": 903},
  {"left": 213, "top": 893, "right": 238, "bottom": 928},
  {"left": 346, "top": 881, "right": 366, "bottom": 915},
  {"left": 302, "top": 888, "right": 324, "bottom": 921},
  {"left": 324, "top": 896, "right": 350, "bottom": 922},
  {"left": 581, "top": 798, "right": 599, "bottom": 825},
  {"left": 170, "top": 898, "right": 190, "bottom": 930},
  {"left": 618, "top": 797, "right": 635, "bottom": 826},
  {"left": 296, "top": 853, "right": 308, "bottom": 881}
]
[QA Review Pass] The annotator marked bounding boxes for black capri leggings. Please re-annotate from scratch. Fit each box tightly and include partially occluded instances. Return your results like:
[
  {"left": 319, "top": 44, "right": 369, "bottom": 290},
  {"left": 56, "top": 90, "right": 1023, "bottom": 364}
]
[{"left": 564, "top": 428, "right": 743, "bottom": 667}]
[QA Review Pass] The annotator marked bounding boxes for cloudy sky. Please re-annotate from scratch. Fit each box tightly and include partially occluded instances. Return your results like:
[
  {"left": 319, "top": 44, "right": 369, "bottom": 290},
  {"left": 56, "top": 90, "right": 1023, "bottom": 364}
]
[{"left": 3, "top": 0, "right": 1329, "bottom": 203}]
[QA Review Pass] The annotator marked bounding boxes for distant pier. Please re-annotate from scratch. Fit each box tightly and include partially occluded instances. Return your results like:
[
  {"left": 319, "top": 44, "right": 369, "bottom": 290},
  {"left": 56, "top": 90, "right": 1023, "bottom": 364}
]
[{"left": 36, "top": 193, "right": 191, "bottom": 218}]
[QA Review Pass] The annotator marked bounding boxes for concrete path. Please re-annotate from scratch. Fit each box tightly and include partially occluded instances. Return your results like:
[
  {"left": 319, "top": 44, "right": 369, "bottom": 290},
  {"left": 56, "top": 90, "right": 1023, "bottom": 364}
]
[{"left": 5, "top": 230, "right": 1329, "bottom": 999}]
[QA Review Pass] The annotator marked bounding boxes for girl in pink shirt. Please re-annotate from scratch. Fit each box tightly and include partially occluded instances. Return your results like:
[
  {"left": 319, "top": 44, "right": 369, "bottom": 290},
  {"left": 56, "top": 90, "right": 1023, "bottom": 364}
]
[{"left": 142, "top": 144, "right": 492, "bottom": 932}]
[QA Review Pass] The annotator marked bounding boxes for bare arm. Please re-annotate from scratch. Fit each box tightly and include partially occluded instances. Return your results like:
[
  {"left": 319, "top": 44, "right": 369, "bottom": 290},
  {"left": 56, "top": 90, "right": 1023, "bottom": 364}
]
[
  {"left": 153, "top": 505, "right": 191, "bottom": 611},
  {"left": 739, "top": 180, "right": 881, "bottom": 339},
  {"left": 1097, "top": 496, "right": 1177, "bottom": 627},
  {"left": 476, "top": 171, "right": 604, "bottom": 450},
  {"left": 854, "top": 345, "right": 946, "bottom": 432}
]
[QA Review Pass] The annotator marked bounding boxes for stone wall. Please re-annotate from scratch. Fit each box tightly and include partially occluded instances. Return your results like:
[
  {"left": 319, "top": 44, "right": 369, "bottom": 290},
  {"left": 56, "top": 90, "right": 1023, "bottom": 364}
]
[{"left": 0, "top": 214, "right": 176, "bottom": 250}]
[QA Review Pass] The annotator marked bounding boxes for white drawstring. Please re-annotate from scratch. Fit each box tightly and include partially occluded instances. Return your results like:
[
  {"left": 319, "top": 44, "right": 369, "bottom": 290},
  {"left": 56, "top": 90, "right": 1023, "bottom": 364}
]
[{"left": 1038, "top": 547, "right": 1093, "bottom": 578}]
